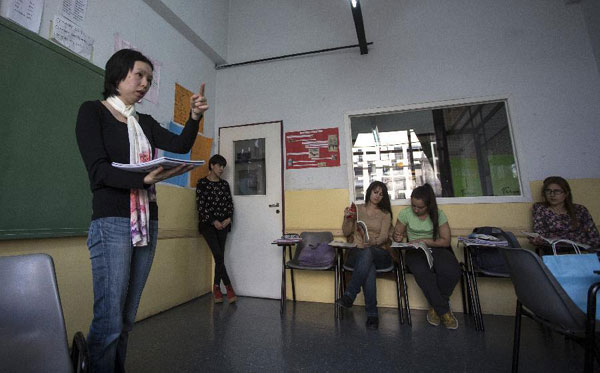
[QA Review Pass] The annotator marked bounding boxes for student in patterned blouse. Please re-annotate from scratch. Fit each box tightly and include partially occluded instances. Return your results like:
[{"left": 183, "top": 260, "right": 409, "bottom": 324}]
[
  {"left": 196, "top": 154, "right": 236, "bottom": 303},
  {"left": 530, "top": 176, "right": 600, "bottom": 251}
]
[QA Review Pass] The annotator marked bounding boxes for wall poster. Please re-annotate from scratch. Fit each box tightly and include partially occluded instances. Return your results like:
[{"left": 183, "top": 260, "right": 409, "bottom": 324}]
[{"left": 285, "top": 127, "right": 340, "bottom": 169}]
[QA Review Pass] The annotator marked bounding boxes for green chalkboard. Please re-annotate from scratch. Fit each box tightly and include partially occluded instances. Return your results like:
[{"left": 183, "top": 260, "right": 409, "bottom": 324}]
[{"left": 0, "top": 18, "right": 103, "bottom": 239}]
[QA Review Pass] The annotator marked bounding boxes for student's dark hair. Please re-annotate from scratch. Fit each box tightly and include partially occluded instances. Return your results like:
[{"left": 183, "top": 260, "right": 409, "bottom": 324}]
[
  {"left": 365, "top": 181, "right": 393, "bottom": 218},
  {"left": 208, "top": 154, "right": 227, "bottom": 170},
  {"left": 103, "top": 49, "right": 154, "bottom": 99},
  {"left": 411, "top": 183, "right": 440, "bottom": 240},
  {"left": 542, "top": 176, "right": 578, "bottom": 229}
]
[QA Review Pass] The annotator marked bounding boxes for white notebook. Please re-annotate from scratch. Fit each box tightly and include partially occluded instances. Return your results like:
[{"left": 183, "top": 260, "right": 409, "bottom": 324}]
[{"left": 112, "top": 157, "right": 205, "bottom": 173}]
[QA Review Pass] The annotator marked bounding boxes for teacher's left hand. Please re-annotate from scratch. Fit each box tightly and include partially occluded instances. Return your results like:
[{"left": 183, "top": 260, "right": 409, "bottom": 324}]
[{"left": 190, "top": 82, "right": 209, "bottom": 120}]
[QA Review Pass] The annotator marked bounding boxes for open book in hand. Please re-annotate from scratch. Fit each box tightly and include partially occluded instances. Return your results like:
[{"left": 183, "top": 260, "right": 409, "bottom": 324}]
[
  {"left": 392, "top": 241, "right": 434, "bottom": 269},
  {"left": 356, "top": 220, "right": 370, "bottom": 243},
  {"left": 521, "top": 232, "right": 591, "bottom": 251},
  {"left": 112, "top": 157, "right": 205, "bottom": 173}
]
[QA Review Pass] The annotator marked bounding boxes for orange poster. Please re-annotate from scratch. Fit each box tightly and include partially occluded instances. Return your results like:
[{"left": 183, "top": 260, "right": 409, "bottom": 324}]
[
  {"left": 190, "top": 135, "right": 213, "bottom": 186},
  {"left": 174, "top": 83, "right": 204, "bottom": 132}
]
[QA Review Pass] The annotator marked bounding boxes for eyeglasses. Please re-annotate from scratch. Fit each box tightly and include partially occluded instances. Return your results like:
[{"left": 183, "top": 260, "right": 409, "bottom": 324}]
[{"left": 544, "top": 189, "right": 564, "bottom": 196}]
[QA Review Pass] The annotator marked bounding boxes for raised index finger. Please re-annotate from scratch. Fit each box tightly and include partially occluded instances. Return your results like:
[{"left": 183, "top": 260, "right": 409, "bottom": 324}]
[{"left": 199, "top": 82, "right": 205, "bottom": 97}]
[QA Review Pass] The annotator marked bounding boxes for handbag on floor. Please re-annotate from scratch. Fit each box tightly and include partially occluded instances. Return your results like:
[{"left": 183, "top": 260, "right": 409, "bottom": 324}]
[{"left": 542, "top": 246, "right": 600, "bottom": 319}]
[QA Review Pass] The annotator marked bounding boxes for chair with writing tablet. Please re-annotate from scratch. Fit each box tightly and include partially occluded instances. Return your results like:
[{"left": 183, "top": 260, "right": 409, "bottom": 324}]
[
  {"left": 284, "top": 231, "right": 338, "bottom": 317},
  {"left": 502, "top": 247, "right": 600, "bottom": 372},
  {"left": 0, "top": 253, "right": 88, "bottom": 373},
  {"left": 340, "top": 246, "right": 404, "bottom": 323},
  {"left": 460, "top": 226, "right": 520, "bottom": 331}
]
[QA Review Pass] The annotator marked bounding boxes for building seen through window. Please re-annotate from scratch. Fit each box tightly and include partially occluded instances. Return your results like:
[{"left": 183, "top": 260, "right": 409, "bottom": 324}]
[{"left": 350, "top": 101, "right": 520, "bottom": 201}]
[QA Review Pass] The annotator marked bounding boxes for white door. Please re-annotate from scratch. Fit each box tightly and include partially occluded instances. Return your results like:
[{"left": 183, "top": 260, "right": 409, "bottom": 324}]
[{"left": 219, "top": 121, "right": 284, "bottom": 299}]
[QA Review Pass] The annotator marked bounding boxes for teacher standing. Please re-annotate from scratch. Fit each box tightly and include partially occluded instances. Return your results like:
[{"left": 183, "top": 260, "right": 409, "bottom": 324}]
[{"left": 75, "top": 49, "right": 208, "bottom": 373}]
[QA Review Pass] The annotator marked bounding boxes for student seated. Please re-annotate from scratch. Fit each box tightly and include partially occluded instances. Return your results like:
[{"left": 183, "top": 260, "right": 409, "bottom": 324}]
[
  {"left": 392, "top": 183, "right": 461, "bottom": 329},
  {"left": 336, "top": 181, "right": 393, "bottom": 330},
  {"left": 529, "top": 176, "right": 600, "bottom": 251}
]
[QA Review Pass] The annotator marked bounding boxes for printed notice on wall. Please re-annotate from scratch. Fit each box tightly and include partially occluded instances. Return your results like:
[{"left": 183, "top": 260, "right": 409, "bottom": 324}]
[
  {"left": 113, "top": 33, "right": 161, "bottom": 105},
  {"left": 1, "top": 0, "right": 44, "bottom": 33},
  {"left": 285, "top": 127, "right": 340, "bottom": 169},
  {"left": 50, "top": 15, "right": 94, "bottom": 60},
  {"left": 61, "top": 0, "right": 87, "bottom": 25}
]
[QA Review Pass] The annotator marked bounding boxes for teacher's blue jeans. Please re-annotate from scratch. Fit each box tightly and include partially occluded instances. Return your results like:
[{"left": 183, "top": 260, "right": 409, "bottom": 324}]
[
  {"left": 86, "top": 217, "right": 158, "bottom": 373},
  {"left": 344, "top": 246, "right": 392, "bottom": 318}
]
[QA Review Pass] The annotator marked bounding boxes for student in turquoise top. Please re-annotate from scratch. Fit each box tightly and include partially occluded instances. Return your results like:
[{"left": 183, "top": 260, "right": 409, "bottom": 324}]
[{"left": 393, "top": 183, "right": 461, "bottom": 329}]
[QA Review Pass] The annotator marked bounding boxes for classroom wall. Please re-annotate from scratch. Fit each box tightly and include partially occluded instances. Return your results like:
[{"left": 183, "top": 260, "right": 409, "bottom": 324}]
[
  {"left": 156, "top": 0, "right": 230, "bottom": 62},
  {"left": 212, "top": 0, "right": 600, "bottom": 315},
  {"left": 283, "top": 178, "right": 600, "bottom": 315},
  {"left": 217, "top": 0, "right": 600, "bottom": 192},
  {"left": 34, "top": 0, "right": 219, "bottom": 138},
  {"left": 581, "top": 0, "right": 600, "bottom": 74},
  {"left": 0, "top": 184, "right": 211, "bottom": 340},
  {"left": 2, "top": 0, "right": 223, "bottom": 337}
]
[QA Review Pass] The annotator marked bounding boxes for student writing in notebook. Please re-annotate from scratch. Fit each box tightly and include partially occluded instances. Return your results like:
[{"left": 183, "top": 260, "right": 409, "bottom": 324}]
[
  {"left": 75, "top": 49, "right": 208, "bottom": 373},
  {"left": 392, "top": 183, "right": 461, "bottom": 329},
  {"left": 336, "top": 181, "right": 393, "bottom": 330}
]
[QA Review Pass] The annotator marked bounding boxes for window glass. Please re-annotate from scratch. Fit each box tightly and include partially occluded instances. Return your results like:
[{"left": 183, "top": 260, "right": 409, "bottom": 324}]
[
  {"left": 350, "top": 101, "right": 519, "bottom": 200},
  {"left": 234, "top": 138, "right": 266, "bottom": 195}
]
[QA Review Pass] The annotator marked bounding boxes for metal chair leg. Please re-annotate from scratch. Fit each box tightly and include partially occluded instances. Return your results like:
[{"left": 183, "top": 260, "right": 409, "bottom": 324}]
[
  {"left": 471, "top": 270, "right": 484, "bottom": 331},
  {"left": 280, "top": 246, "right": 286, "bottom": 315},
  {"left": 288, "top": 246, "right": 296, "bottom": 303},
  {"left": 334, "top": 260, "right": 339, "bottom": 320},
  {"left": 394, "top": 264, "right": 404, "bottom": 324},
  {"left": 460, "top": 264, "right": 469, "bottom": 315},
  {"left": 399, "top": 254, "right": 411, "bottom": 326},
  {"left": 585, "top": 282, "right": 600, "bottom": 372},
  {"left": 512, "top": 301, "right": 522, "bottom": 373}
]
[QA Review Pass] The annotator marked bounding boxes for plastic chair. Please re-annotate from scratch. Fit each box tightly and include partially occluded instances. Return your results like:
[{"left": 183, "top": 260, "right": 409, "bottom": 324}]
[
  {"left": 460, "top": 226, "right": 520, "bottom": 331},
  {"left": 0, "top": 253, "right": 88, "bottom": 373},
  {"left": 340, "top": 248, "right": 403, "bottom": 323},
  {"left": 283, "top": 232, "right": 338, "bottom": 316},
  {"left": 501, "top": 247, "right": 600, "bottom": 372}
]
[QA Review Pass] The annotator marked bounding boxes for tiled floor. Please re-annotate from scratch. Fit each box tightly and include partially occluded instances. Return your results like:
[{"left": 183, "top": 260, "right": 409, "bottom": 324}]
[{"left": 126, "top": 295, "right": 588, "bottom": 372}]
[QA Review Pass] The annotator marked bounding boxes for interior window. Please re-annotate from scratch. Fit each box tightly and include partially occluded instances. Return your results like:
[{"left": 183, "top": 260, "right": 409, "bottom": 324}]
[{"left": 350, "top": 101, "right": 520, "bottom": 200}]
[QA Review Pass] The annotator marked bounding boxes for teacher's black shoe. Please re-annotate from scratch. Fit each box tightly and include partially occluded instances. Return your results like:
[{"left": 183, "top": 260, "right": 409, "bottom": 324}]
[
  {"left": 366, "top": 316, "right": 379, "bottom": 330},
  {"left": 335, "top": 295, "right": 353, "bottom": 309}
]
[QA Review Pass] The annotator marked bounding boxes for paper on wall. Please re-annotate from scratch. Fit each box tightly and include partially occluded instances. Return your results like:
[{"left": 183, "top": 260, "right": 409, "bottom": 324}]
[
  {"left": 61, "top": 0, "right": 87, "bottom": 25},
  {"left": 1, "top": 0, "right": 44, "bottom": 33},
  {"left": 50, "top": 14, "right": 93, "bottom": 60}
]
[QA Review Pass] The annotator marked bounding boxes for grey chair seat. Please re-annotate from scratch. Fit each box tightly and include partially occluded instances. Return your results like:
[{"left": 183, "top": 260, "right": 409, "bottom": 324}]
[
  {"left": 0, "top": 253, "right": 88, "bottom": 373},
  {"left": 282, "top": 232, "right": 339, "bottom": 318}
]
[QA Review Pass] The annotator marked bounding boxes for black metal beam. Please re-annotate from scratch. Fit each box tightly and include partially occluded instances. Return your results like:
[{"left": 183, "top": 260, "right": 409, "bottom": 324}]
[
  {"left": 350, "top": 0, "right": 368, "bottom": 54},
  {"left": 215, "top": 42, "right": 373, "bottom": 70}
]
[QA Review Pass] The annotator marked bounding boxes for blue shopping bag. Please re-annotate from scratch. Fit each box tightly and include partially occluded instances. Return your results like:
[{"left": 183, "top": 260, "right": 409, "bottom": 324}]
[{"left": 542, "top": 253, "right": 600, "bottom": 319}]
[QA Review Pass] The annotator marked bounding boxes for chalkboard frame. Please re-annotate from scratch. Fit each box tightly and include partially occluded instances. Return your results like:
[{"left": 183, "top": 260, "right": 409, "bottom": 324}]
[{"left": 0, "top": 17, "right": 104, "bottom": 240}]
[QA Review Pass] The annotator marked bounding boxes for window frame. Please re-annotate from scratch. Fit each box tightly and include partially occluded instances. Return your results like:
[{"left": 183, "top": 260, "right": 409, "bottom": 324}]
[{"left": 344, "top": 95, "right": 528, "bottom": 205}]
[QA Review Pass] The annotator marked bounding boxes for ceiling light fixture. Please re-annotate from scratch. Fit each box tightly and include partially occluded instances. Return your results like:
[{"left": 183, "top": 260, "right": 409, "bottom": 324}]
[{"left": 351, "top": 0, "right": 358, "bottom": 8}]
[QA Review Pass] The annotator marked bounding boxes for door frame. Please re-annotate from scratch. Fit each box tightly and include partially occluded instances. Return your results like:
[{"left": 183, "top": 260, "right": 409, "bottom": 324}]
[{"left": 218, "top": 121, "right": 286, "bottom": 234}]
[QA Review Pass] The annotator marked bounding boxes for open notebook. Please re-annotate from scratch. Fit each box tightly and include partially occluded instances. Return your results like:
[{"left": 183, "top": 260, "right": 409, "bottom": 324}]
[{"left": 112, "top": 157, "right": 205, "bottom": 173}]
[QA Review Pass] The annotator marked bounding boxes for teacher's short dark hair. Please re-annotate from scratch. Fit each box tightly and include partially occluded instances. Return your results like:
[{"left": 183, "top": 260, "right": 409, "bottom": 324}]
[
  {"left": 103, "top": 49, "right": 154, "bottom": 99},
  {"left": 209, "top": 154, "right": 227, "bottom": 170}
]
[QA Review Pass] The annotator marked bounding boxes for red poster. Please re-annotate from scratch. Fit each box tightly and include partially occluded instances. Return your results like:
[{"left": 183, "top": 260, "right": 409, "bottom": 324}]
[{"left": 285, "top": 128, "right": 340, "bottom": 169}]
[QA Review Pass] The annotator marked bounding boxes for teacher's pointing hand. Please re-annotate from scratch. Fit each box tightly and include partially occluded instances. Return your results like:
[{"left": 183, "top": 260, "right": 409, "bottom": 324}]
[{"left": 190, "top": 82, "right": 209, "bottom": 120}]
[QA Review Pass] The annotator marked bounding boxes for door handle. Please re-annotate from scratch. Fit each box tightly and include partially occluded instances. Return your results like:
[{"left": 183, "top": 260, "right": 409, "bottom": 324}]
[{"left": 268, "top": 203, "right": 280, "bottom": 208}]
